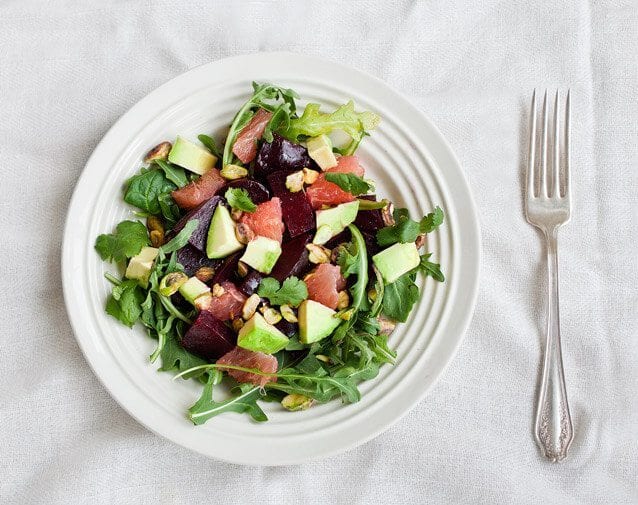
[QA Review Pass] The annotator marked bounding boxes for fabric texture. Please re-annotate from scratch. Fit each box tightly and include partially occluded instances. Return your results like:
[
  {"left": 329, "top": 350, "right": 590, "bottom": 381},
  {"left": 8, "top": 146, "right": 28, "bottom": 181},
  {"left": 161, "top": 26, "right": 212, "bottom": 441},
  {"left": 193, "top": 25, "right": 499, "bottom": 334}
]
[{"left": 1, "top": 1, "right": 636, "bottom": 503}]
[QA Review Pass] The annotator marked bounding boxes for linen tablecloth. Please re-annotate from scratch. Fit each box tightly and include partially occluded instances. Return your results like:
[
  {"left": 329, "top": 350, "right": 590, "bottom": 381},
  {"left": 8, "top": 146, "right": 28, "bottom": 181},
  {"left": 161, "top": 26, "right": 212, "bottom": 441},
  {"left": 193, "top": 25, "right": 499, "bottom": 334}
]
[{"left": 1, "top": 1, "right": 636, "bottom": 503}]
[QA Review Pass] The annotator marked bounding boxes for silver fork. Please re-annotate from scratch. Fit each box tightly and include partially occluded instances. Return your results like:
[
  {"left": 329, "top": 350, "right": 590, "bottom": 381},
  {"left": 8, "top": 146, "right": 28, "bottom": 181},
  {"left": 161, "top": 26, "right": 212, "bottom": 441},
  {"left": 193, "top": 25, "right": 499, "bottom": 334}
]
[{"left": 526, "top": 90, "right": 574, "bottom": 462}]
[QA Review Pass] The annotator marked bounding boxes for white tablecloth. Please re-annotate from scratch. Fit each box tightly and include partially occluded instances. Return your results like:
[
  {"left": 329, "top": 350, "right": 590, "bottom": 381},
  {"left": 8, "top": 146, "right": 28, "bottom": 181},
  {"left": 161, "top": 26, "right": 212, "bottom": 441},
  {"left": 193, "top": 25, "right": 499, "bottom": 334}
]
[{"left": 2, "top": 1, "right": 636, "bottom": 503}]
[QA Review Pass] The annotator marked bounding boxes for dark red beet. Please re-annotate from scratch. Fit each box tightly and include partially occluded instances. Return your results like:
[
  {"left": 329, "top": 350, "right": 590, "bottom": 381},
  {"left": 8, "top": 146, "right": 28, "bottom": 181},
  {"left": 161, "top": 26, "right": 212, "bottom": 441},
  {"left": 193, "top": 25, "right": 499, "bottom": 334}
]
[
  {"left": 176, "top": 244, "right": 221, "bottom": 276},
  {"left": 210, "top": 251, "right": 242, "bottom": 285},
  {"left": 270, "top": 232, "right": 312, "bottom": 282},
  {"left": 354, "top": 195, "right": 385, "bottom": 234},
  {"left": 325, "top": 229, "right": 351, "bottom": 249},
  {"left": 171, "top": 196, "right": 222, "bottom": 252},
  {"left": 254, "top": 134, "right": 315, "bottom": 179},
  {"left": 181, "top": 311, "right": 236, "bottom": 361},
  {"left": 267, "top": 171, "right": 315, "bottom": 238},
  {"left": 275, "top": 319, "right": 298, "bottom": 338},
  {"left": 237, "top": 270, "right": 263, "bottom": 296},
  {"left": 217, "top": 179, "right": 270, "bottom": 204}
]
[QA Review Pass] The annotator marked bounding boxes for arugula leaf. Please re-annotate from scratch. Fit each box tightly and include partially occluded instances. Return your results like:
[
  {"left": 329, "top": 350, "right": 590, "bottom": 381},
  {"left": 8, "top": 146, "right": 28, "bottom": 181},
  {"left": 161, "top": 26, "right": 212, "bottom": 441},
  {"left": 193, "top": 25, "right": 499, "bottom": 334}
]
[
  {"left": 225, "top": 188, "right": 257, "bottom": 213},
  {"left": 376, "top": 206, "right": 445, "bottom": 247},
  {"left": 335, "top": 242, "right": 358, "bottom": 278},
  {"left": 280, "top": 101, "right": 380, "bottom": 155},
  {"left": 154, "top": 159, "right": 189, "bottom": 188},
  {"left": 262, "top": 102, "right": 292, "bottom": 143},
  {"left": 157, "top": 192, "right": 180, "bottom": 227},
  {"left": 95, "top": 220, "right": 149, "bottom": 262},
  {"left": 324, "top": 173, "right": 372, "bottom": 196},
  {"left": 381, "top": 272, "right": 419, "bottom": 322},
  {"left": 105, "top": 279, "right": 145, "bottom": 327},
  {"left": 257, "top": 277, "right": 308, "bottom": 307},
  {"left": 124, "top": 169, "right": 176, "bottom": 215},
  {"left": 188, "top": 373, "right": 267, "bottom": 425},
  {"left": 160, "top": 219, "right": 199, "bottom": 254},
  {"left": 197, "top": 134, "right": 222, "bottom": 159},
  {"left": 418, "top": 253, "right": 445, "bottom": 282}
]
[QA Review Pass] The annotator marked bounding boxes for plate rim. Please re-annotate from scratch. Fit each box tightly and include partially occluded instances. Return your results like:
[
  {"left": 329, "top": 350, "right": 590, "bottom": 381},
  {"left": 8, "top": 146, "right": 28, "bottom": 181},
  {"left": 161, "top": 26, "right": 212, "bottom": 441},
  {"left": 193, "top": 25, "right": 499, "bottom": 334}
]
[{"left": 62, "top": 51, "right": 481, "bottom": 465}]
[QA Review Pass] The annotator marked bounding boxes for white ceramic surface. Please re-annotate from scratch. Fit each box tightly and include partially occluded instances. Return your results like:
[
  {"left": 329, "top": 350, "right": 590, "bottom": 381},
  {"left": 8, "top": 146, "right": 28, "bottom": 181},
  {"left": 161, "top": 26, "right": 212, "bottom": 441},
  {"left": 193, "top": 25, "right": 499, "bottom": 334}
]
[{"left": 62, "top": 52, "right": 480, "bottom": 465}]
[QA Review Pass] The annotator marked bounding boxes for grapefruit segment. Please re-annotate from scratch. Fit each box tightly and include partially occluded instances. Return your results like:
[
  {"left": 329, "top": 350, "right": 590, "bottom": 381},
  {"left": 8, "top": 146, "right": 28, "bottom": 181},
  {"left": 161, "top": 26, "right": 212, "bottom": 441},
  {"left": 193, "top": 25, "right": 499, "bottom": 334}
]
[
  {"left": 232, "top": 108, "right": 273, "bottom": 164},
  {"left": 217, "top": 346, "right": 278, "bottom": 387},
  {"left": 171, "top": 169, "right": 226, "bottom": 210},
  {"left": 304, "top": 263, "right": 346, "bottom": 310},
  {"left": 239, "top": 197, "right": 285, "bottom": 243},
  {"left": 306, "top": 155, "right": 366, "bottom": 210}
]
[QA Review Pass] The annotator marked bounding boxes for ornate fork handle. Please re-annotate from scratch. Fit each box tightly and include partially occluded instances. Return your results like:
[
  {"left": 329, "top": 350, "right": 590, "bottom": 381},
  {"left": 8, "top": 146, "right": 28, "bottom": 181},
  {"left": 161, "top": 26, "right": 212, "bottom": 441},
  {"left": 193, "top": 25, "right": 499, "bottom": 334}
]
[{"left": 534, "top": 227, "right": 573, "bottom": 461}]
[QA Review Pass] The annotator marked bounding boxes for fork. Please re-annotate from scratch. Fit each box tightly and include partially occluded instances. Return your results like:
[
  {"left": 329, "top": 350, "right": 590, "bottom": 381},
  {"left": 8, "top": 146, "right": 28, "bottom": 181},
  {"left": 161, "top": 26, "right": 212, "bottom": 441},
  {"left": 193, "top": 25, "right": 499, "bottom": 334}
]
[{"left": 526, "top": 90, "right": 574, "bottom": 462}]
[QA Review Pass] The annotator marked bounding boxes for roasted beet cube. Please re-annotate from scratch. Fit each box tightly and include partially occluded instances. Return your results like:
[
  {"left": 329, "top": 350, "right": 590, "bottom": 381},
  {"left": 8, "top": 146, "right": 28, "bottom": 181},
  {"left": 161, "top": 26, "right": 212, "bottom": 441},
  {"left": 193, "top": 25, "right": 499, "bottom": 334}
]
[
  {"left": 354, "top": 195, "right": 385, "bottom": 233},
  {"left": 170, "top": 196, "right": 222, "bottom": 252},
  {"left": 270, "top": 232, "right": 312, "bottom": 282},
  {"left": 237, "top": 270, "right": 263, "bottom": 296},
  {"left": 254, "top": 134, "right": 314, "bottom": 178},
  {"left": 210, "top": 251, "right": 242, "bottom": 285},
  {"left": 275, "top": 319, "right": 298, "bottom": 338},
  {"left": 217, "top": 179, "right": 270, "bottom": 204},
  {"left": 176, "top": 244, "right": 221, "bottom": 276},
  {"left": 181, "top": 311, "right": 236, "bottom": 361},
  {"left": 267, "top": 171, "right": 315, "bottom": 238}
]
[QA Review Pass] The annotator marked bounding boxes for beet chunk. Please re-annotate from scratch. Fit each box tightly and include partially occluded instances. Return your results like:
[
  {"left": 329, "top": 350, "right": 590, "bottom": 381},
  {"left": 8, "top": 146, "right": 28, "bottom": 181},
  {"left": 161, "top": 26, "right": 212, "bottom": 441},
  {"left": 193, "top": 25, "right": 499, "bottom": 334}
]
[
  {"left": 170, "top": 196, "right": 221, "bottom": 252},
  {"left": 254, "top": 134, "right": 314, "bottom": 179},
  {"left": 270, "top": 233, "right": 312, "bottom": 282},
  {"left": 176, "top": 244, "right": 221, "bottom": 276},
  {"left": 354, "top": 195, "right": 385, "bottom": 234},
  {"left": 275, "top": 319, "right": 298, "bottom": 338},
  {"left": 217, "top": 179, "right": 270, "bottom": 204},
  {"left": 181, "top": 311, "right": 236, "bottom": 361},
  {"left": 210, "top": 251, "right": 242, "bottom": 285},
  {"left": 267, "top": 171, "right": 315, "bottom": 238},
  {"left": 237, "top": 270, "right": 263, "bottom": 296}
]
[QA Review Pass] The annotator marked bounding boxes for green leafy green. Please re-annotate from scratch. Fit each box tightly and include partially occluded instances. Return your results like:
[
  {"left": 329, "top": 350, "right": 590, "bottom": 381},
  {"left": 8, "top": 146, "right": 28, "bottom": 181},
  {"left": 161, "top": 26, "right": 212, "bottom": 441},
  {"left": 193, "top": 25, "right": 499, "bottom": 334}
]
[
  {"left": 376, "top": 206, "right": 444, "bottom": 247},
  {"left": 381, "top": 272, "right": 419, "bottom": 322},
  {"left": 197, "top": 134, "right": 222, "bottom": 159},
  {"left": 157, "top": 192, "right": 181, "bottom": 227},
  {"left": 124, "top": 169, "right": 176, "bottom": 215},
  {"left": 105, "top": 279, "right": 145, "bottom": 327},
  {"left": 95, "top": 220, "right": 149, "bottom": 262},
  {"left": 324, "top": 173, "right": 373, "bottom": 196},
  {"left": 357, "top": 198, "right": 388, "bottom": 210},
  {"left": 279, "top": 101, "right": 380, "bottom": 155},
  {"left": 154, "top": 159, "right": 189, "bottom": 188},
  {"left": 263, "top": 102, "right": 292, "bottom": 143},
  {"left": 188, "top": 372, "right": 267, "bottom": 425},
  {"left": 257, "top": 277, "right": 308, "bottom": 307},
  {"left": 159, "top": 219, "right": 198, "bottom": 254},
  {"left": 225, "top": 188, "right": 257, "bottom": 213},
  {"left": 418, "top": 253, "right": 445, "bottom": 282}
]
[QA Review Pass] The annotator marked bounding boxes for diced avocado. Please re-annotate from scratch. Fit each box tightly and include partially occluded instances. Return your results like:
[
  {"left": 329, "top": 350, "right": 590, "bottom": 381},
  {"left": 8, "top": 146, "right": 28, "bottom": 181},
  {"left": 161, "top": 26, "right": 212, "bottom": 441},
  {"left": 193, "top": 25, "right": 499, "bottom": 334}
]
[
  {"left": 179, "top": 277, "right": 211, "bottom": 305},
  {"left": 206, "top": 204, "right": 244, "bottom": 259},
  {"left": 307, "top": 134, "right": 337, "bottom": 170},
  {"left": 240, "top": 236, "right": 282, "bottom": 274},
  {"left": 237, "top": 313, "right": 289, "bottom": 354},
  {"left": 168, "top": 136, "right": 217, "bottom": 175},
  {"left": 372, "top": 242, "right": 420, "bottom": 283},
  {"left": 312, "top": 224, "right": 334, "bottom": 245},
  {"left": 315, "top": 201, "right": 359, "bottom": 239},
  {"left": 125, "top": 247, "right": 159, "bottom": 288},
  {"left": 298, "top": 299, "right": 341, "bottom": 344}
]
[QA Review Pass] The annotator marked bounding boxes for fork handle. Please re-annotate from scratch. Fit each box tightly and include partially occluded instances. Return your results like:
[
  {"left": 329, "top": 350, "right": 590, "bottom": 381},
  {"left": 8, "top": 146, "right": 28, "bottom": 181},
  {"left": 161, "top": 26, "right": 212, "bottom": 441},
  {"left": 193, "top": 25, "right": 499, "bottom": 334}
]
[{"left": 534, "top": 227, "right": 574, "bottom": 461}]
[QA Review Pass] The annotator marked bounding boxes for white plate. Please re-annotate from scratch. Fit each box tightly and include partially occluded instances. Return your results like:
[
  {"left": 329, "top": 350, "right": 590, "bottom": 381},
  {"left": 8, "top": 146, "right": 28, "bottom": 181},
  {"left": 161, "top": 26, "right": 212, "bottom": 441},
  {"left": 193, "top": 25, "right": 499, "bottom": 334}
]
[{"left": 62, "top": 52, "right": 480, "bottom": 465}]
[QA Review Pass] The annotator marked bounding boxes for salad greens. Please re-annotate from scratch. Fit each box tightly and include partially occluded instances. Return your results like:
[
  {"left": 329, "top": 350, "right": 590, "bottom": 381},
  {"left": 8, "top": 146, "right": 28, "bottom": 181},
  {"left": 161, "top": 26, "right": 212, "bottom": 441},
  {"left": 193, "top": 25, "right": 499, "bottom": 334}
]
[{"left": 94, "top": 82, "right": 446, "bottom": 424}]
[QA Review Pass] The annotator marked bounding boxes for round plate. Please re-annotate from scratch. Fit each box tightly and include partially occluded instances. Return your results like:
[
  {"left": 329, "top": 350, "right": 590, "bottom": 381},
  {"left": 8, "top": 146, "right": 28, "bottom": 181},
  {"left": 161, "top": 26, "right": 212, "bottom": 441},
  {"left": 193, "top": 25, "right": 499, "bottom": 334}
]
[{"left": 62, "top": 52, "right": 480, "bottom": 465}]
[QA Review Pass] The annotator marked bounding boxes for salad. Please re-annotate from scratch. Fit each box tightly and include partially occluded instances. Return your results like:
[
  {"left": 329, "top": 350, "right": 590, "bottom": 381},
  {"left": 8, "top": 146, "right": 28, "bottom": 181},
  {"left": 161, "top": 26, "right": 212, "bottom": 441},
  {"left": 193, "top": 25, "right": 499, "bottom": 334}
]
[{"left": 95, "top": 82, "right": 445, "bottom": 423}]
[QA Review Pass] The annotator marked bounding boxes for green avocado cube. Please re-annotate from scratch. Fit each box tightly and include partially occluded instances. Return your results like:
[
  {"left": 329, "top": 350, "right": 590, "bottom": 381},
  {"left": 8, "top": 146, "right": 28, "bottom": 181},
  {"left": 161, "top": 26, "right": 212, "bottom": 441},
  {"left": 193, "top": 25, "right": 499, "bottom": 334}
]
[
  {"left": 178, "top": 277, "right": 210, "bottom": 305},
  {"left": 306, "top": 134, "right": 337, "bottom": 170},
  {"left": 298, "top": 299, "right": 341, "bottom": 344},
  {"left": 314, "top": 201, "right": 359, "bottom": 241},
  {"left": 372, "top": 242, "right": 420, "bottom": 284},
  {"left": 206, "top": 204, "right": 244, "bottom": 259},
  {"left": 239, "top": 236, "right": 282, "bottom": 274},
  {"left": 237, "top": 313, "right": 289, "bottom": 354},
  {"left": 168, "top": 136, "right": 217, "bottom": 175},
  {"left": 125, "top": 247, "right": 159, "bottom": 288}
]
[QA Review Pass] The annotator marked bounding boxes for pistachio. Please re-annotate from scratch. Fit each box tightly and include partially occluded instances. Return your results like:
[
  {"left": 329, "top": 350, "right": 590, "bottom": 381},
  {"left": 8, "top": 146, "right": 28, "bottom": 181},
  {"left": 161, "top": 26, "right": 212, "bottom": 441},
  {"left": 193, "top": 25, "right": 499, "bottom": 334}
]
[
  {"left": 235, "top": 223, "right": 255, "bottom": 244},
  {"left": 415, "top": 234, "right": 426, "bottom": 249},
  {"left": 316, "top": 354, "right": 331, "bottom": 363},
  {"left": 158, "top": 272, "right": 188, "bottom": 296},
  {"left": 302, "top": 167, "right": 320, "bottom": 185},
  {"left": 285, "top": 171, "right": 304, "bottom": 193},
  {"left": 381, "top": 201, "right": 395, "bottom": 226},
  {"left": 144, "top": 141, "right": 172, "bottom": 163},
  {"left": 195, "top": 266, "right": 215, "bottom": 283},
  {"left": 231, "top": 208, "right": 244, "bottom": 221},
  {"left": 147, "top": 216, "right": 165, "bottom": 247},
  {"left": 232, "top": 318, "right": 244, "bottom": 332},
  {"left": 280, "top": 304, "right": 298, "bottom": 323},
  {"left": 367, "top": 288, "right": 378, "bottom": 302},
  {"left": 378, "top": 314, "right": 397, "bottom": 336},
  {"left": 337, "top": 290, "right": 350, "bottom": 310},
  {"left": 242, "top": 294, "right": 261, "bottom": 320},
  {"left": 281, "top": 394, "right": 314, "bottom": 412},
  {"left": 220, "top": 164, "right": 248, "bottom": 180},
  {"left": 194, "top": 292, "right": 213, "bottom": 311},
  {"left": 338, "top": 308, "right": 354, "bottom": 321},
  {"left": 263, "top": 307, "right": 282, "bottom": 325},
  {"left": 212, "top": 283, "right": 225, "bottom": 297},
  {"left": 237, "top": 261, "right": 249, "bottom": 278},
  {"left": 306, "top": 243, "right": 331, "bottom": 264}
]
